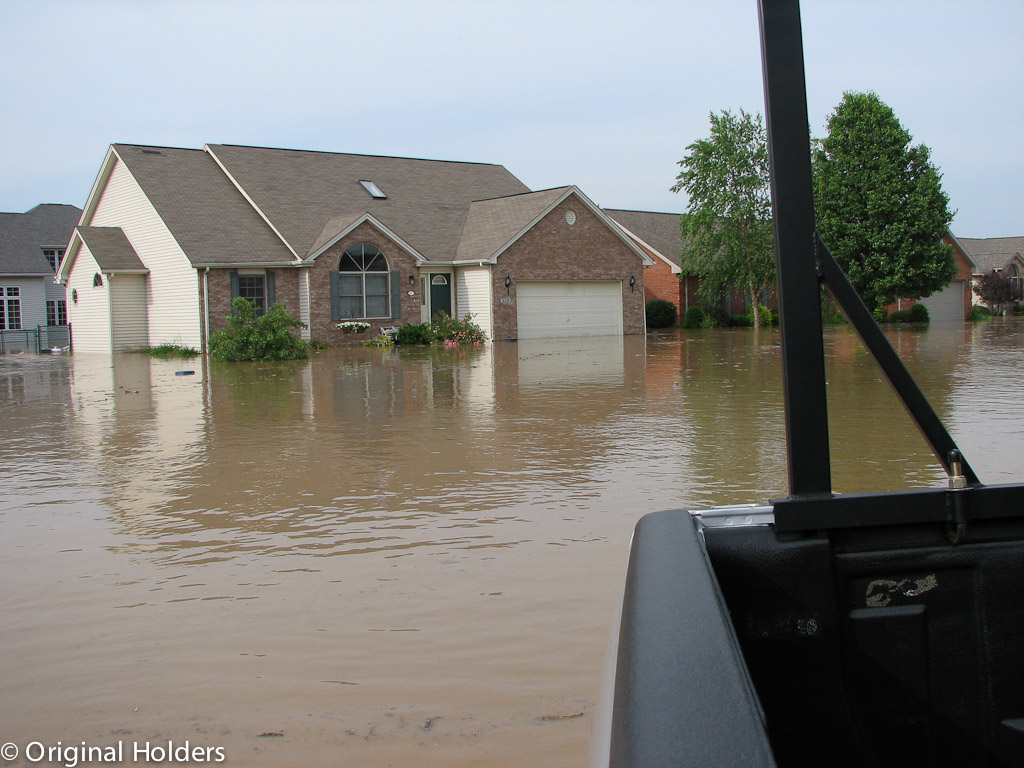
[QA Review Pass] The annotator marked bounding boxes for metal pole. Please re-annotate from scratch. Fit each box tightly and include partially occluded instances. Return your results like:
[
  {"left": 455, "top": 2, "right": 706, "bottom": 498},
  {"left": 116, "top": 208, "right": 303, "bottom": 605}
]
[{"left": 758, "top": 0, "right": 832, "bottom": 497}]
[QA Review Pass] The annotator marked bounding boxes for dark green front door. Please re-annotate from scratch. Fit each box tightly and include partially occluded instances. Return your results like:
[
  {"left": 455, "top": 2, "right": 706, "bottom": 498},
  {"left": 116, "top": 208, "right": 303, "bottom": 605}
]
[{"left": 430, "top": 274, "right": 452, "bottom": 318}]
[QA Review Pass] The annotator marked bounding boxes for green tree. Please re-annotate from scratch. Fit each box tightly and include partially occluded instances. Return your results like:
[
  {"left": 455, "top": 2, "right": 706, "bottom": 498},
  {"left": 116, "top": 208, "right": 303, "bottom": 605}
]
[
  {"left": 671, "top": 109, "right": 774, "bottom": 327},
  {"left": 813, "top": 91, "right": 956, "bottom": 310}
]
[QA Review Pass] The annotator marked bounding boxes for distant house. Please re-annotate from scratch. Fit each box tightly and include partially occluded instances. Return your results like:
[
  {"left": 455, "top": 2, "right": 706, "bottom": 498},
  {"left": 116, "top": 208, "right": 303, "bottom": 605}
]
[
  {"left": 958, "top": 235, "right": 1024, "bottom": 304},
  {"left": 56, "top": 144, "right": 653, "bottom": 353},
  {"left": 605, "top": 209, "right": 689, "bottom": 317},
  {"left": 0, "top": 203, "right": 82, "bottom": 352}
]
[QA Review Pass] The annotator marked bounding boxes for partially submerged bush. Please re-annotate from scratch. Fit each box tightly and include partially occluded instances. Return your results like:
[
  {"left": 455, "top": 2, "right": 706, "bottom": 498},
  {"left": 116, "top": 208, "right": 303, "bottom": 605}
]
[
  {"left": 393, "top": 314, "right": 486, "bottom": 346},
  {"left": 645, "top": 299, "right": 677, "bottom": 329},
  {"left": 682, "top": 306, "right": 706, "bottom": 329},
  {"left": 396, "top": 322, "right": 436, "bottom": 346},
  {"left": 144, "top": 343, "right": 199, "bottom": 358},
  {"left": 210, "top": 297, "right": 310, "bottom": 361},
  {"left": 909, "top": 303, "right": 930, "bottom": 323},
  {"left": 361, "top": 333, "right": 395, "bottom": 348}
]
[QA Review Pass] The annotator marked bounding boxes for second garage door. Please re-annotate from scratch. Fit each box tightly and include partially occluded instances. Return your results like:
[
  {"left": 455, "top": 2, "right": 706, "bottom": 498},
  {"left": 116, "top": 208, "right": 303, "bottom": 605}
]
[
  {"left": 919, "top": 280, "right": 965, "bottom": 323},
  {"left": 516, "top": 280, "right": 623, "bottom": 339}
]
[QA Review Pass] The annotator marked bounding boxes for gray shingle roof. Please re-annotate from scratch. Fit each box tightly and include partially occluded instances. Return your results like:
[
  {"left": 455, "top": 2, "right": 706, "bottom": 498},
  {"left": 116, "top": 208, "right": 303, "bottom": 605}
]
[
  {"left": 454, "top": 187, "right": 570, "bottom": 262},
  {"left": 605, "top": 209, "right": 683, "bottom": 267},
  {"left": 76, "top": 226, "right": 147, "bottom": 272},
  {"left": 204, "top": 144, "right": 531, "bottom": 260},
  {"left": 957, "top": 236, "right": 1024, "bottom": 273},
  {"left": 0, "top": 203, "right": 81, "bottom": 274},
  {"left": 112, "top": 145, "right": 296, "bottom": 265}
]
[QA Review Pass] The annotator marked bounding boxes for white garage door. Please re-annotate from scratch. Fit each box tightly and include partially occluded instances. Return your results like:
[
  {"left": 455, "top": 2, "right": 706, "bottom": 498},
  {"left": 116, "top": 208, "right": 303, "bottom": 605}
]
[
  {"left": 516, "top": 281, "right": 623, "bottom": 339},
  {"left": 919, "top": 280, "right": 964, "bottom": 323}
]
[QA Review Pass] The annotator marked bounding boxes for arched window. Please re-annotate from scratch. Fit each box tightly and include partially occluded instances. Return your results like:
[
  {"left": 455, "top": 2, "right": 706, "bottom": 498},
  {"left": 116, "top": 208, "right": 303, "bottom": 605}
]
[{"left": 337, "top": 243, "right": 390, "bottom": 318}]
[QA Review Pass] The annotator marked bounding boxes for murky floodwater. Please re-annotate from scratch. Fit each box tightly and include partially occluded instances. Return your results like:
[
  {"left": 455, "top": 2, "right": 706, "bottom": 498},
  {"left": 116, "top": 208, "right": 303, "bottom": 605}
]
[{"left": 2, "top": 322, "right": 1022, "bottom": 767}]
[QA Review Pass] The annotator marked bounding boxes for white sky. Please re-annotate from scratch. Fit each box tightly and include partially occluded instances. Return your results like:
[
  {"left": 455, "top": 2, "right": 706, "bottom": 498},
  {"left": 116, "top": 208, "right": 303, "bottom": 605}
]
[{"left": 1, "top": 0, "right": 1020, "bottom": 238}]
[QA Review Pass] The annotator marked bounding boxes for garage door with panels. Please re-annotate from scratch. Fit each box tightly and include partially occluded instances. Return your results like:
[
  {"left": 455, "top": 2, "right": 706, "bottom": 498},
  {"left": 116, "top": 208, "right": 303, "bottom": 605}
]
[{"left": 515, "top": 280, "right": 623, "bottom": 339}]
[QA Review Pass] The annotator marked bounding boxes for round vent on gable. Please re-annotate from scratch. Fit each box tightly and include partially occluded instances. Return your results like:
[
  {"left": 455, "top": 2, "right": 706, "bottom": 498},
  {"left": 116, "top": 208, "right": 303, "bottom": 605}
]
[{"left": 565, "top": 210, "right": 577, "bottom": 226}]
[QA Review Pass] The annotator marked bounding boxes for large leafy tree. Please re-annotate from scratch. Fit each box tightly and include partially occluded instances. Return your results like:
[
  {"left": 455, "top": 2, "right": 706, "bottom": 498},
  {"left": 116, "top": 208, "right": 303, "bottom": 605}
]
[
  {"left": 671, "top": 109, "right": 774, "bottom": 327},
  {"left": 813, "top": 91, "right": 956, "bottom": 310}
]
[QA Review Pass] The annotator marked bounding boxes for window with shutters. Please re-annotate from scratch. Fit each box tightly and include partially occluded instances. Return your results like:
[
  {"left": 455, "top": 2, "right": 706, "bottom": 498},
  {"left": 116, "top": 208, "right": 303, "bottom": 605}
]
[
  {"left": 229, "top": 270, "right": 275, "bottom": 316},
  {"left": 238, "top": 275, "right": 266, "bottom": 314},
  {"left": 336, "top": 243, "right": 390, "bottom": 319}
]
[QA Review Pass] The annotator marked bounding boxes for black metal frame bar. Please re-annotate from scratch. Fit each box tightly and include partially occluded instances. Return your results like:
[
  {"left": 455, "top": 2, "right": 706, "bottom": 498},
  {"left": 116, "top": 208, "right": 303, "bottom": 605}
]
[{"left": 757, "top": 0, "right": 1022, "bottom": 532}]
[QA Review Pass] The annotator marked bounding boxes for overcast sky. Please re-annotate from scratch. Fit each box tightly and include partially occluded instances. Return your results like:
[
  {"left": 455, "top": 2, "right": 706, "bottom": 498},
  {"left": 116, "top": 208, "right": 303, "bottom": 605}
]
[{"left": 1, "top": 0, "right": 1020, "bottom": 238}]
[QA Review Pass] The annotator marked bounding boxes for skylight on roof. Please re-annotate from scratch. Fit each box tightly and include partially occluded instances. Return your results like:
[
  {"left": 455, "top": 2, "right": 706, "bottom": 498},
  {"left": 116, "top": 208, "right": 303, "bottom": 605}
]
[{"left": 359, "top": 180, "right": 387, "bottom": 199}]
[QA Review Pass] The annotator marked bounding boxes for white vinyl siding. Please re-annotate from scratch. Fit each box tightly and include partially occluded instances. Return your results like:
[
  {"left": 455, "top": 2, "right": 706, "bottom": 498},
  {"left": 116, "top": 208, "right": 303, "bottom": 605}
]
[
  {"left": 455, "top": 265, "right": 492, "bottom": 341},
  {"left": 516, "top": 280, "right": 623, "bottom": 339},
  {"left": 110, "top": 275, "right": 149, "bottom": 351},
  {"left": 87, "top": 157, "right": 201, "bottom": 348},
  {"left": 298, "top": 268, "right": 311, "bottom": 339},
  {"left": 65, "top": 247, "right": 112, "bottom": 353}
]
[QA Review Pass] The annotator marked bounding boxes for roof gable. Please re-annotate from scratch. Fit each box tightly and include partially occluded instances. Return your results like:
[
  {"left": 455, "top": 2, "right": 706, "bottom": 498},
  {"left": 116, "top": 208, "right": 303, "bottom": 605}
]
[
  {"left": 605, "top": 209, "right": 684, "bottom": 272},
  {"left": 110, "top": 144, "right": 296, "bottom": 266},
  {"left": 957, "top": 235, "right": 1024, "bottom": 274},
  {"left": 454, "top": 187, "right": 569, "bottom": 262},
  {"left": 204, "top": 144, "right": 531, "bottom": 260},
  {"left": 0, "top": 203, "right": 81, "bottom": 275},
  {"left": 74, "top": 226, "right": 147, "bottom": 272}
]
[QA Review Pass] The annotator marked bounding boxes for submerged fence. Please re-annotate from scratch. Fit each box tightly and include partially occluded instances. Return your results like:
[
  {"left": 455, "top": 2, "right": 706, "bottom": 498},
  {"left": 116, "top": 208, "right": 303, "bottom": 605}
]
[{"left": 0, "top": 325, "right": 71, "bottom": 354}]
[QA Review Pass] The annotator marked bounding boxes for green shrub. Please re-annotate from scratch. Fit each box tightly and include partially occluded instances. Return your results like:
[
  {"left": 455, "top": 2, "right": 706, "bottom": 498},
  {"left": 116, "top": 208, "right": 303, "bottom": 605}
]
[
  {"left": 872, "top": 307, "right": 888, "bottom": 323},
  {"left": 704, "top": 305, "right": 731, "bottom": 328},
  {"left": 209, "top": 298, "right": 310, "bottom": 361},
  {"left": 909, "top": 303, "right": 930, "bottom": 323},
  {"left": 968, "top": 305, "right": 989, "bottom": 322},
  {"left": 396, "top": 322, "right": 436, "bottom": 346},
  {"left": 745, "top": 304, "right": 773, "bottom": 327},
  {"left": 144, "top": 343, "right": 199, "bottom": 358},
  {"left": 361, "top": 333, "right": 395, "bottom": 348},
  {"left": 645, "top": 299, "right": 677, "bottom": 329},
  {"left": 731, "top": 314, "right": 753, "bottom": 327},
  {"left": 888, "top": 310, "right": 913, "bottom": 324},
  {"left": 682, "top": 306, "right": 706, "bottom": 329}
]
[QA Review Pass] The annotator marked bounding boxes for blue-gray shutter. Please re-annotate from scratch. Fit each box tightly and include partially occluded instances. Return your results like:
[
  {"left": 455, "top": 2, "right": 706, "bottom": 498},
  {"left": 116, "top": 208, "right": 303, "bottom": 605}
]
[
  {"left": 229, "top": 271, "right": 240, "bottom": 316},
  {"left": 390, "top": 270, "right": 401, "bottom": 319},
  {"left": 266, "top": 270, "right": 276, "bottom": 307},
  {"left": 330, "top": 270, "right": 341, "bottom": 322}
]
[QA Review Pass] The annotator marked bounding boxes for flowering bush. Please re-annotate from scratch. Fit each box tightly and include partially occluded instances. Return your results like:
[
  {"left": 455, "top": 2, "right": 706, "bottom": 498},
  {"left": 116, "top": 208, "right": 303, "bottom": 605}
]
[
  {"left": 337, "top": 321, "right": 371, "bottom": 333},
  {"left": 393, "top": 313, "right": 486, "bottom": 346},
  {"left": 431, "top": 313, "right": 486, "bottom": 346}
]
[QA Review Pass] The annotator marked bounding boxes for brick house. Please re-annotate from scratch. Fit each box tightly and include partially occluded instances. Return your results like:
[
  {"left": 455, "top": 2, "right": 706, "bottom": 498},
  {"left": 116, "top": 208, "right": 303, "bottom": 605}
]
[
  {"left": 56, "top": 144, "right": 653, "bottom": 353},
  {"left": 958, "top": 235, "right": 1024, "bottom": 307}
]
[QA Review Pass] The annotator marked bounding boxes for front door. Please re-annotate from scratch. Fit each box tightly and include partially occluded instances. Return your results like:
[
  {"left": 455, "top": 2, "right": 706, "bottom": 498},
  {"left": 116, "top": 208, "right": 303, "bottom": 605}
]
[{"left": 430, "top": 274, "right": 452, "bottom": 319}]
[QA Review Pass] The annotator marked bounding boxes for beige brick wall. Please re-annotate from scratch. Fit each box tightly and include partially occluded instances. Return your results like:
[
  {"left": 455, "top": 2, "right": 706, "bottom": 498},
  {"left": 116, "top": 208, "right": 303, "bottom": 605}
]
[{"left": 490, "top": 195, "right": 647, "bottom": 340}]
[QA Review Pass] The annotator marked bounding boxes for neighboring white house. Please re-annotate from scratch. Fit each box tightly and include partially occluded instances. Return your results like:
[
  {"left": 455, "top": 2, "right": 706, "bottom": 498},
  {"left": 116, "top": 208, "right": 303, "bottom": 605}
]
[
  {"left": 0, "top": 204, "right": 81, "bottom": 353},
  {"left": 57, "top": 143, "right": 654, "bottom": 353}
]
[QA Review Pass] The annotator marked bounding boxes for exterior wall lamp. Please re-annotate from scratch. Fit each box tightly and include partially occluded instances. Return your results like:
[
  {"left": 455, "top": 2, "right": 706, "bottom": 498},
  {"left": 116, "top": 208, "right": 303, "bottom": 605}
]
[
  {"left": 629, "top": 275, "right": 636, "bottom": 292},
  {"left": 505, "top": 275, "right": 512, "bottom": 294},
  {"left": 408, "top": 274, "right": 416, "bottom": 286}
]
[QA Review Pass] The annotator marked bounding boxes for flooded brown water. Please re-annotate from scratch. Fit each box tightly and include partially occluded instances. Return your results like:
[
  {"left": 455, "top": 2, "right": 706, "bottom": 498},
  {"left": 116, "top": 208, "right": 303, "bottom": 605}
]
[{"left": 2, "top": 321, "right": 1022, "bottom": 767}]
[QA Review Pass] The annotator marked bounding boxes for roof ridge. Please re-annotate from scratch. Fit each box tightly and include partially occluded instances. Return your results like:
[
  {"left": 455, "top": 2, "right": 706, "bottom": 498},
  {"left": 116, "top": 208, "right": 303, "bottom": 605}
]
[{"left": 207, "top": 143, "right": 508, "bottom": 169}]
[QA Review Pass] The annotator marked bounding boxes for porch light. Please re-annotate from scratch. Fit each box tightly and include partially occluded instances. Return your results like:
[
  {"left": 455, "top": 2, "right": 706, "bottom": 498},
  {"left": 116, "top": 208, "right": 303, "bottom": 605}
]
[
  {"left": 505, "top": 275, "right": 512, "bottom": 294},
  {"left": 409, "top": 274, "right": 416, "bottom": 286},
  {"left": 629, "top": 275, "right": 636, "bottom": 292}
]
